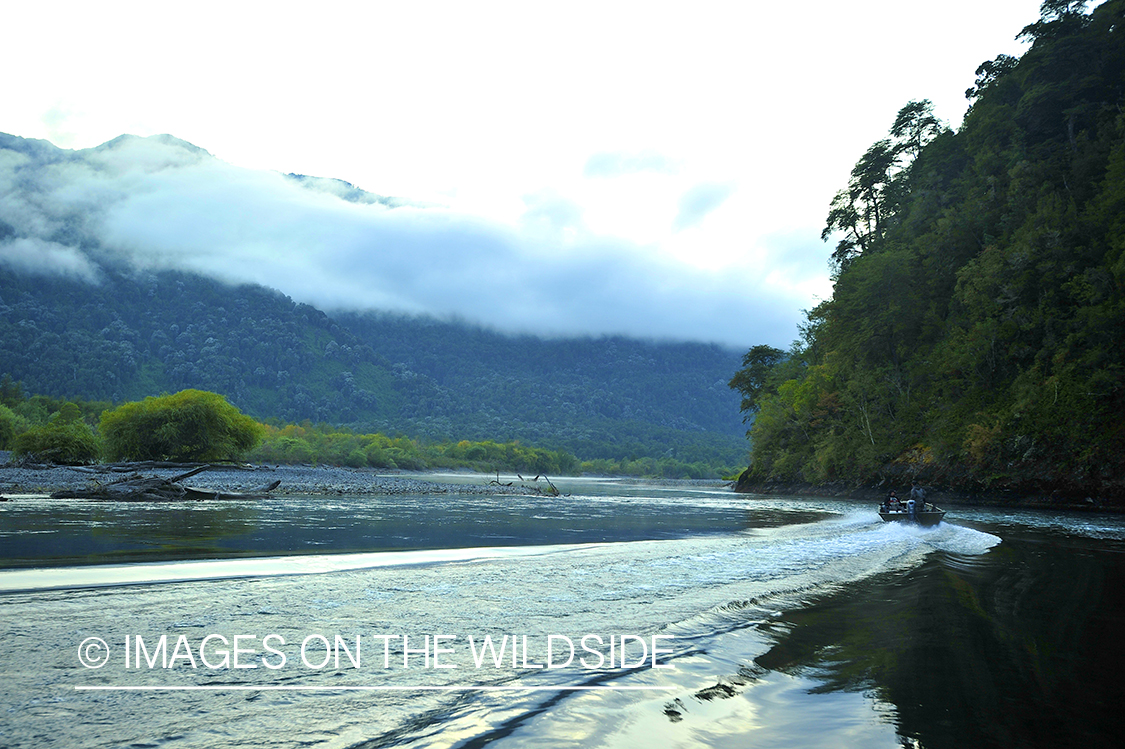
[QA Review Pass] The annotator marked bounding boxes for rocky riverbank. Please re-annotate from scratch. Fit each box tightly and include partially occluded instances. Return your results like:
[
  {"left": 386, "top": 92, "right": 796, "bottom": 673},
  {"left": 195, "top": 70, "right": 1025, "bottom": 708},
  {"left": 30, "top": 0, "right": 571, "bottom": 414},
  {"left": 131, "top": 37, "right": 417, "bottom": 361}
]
[{"left": 0, "top": 456, "right": 526, "bottom": 498}]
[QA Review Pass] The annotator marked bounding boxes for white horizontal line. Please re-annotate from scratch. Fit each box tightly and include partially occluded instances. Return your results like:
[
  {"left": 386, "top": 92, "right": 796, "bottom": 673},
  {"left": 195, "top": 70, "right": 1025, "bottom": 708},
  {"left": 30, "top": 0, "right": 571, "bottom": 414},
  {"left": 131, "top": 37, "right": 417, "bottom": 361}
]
[{"left": 76, "top": 685, "right": 675, "bottom": 692}]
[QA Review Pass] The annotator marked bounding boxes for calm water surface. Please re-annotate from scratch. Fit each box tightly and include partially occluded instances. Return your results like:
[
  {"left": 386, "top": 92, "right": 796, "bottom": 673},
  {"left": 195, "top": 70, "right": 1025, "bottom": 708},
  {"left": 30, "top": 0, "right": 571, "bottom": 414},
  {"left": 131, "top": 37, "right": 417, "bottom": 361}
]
[{"left": 1, "top": 476, "right": 1122, "bottom": 748}]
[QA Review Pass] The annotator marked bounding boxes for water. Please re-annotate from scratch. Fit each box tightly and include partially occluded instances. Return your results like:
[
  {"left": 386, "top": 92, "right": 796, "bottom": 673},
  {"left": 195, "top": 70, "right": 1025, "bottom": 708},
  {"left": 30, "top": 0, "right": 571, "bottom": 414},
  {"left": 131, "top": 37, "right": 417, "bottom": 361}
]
[{"left": 1, "top": 477, "right": 1123, "bottom": 748}]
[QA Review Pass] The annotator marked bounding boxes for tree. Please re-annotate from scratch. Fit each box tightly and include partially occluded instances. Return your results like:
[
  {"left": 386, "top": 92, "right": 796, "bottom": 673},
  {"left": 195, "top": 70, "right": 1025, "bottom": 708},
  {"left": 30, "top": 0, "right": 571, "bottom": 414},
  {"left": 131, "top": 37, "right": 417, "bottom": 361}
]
[
  {"left": 964, "top": 54, "right": 1019, "bottom": 100},
  {"left": 823, "top": 139, "right": 899, "bottom": 269},
  {"left": 824, "top": 102, "right": 946, "bottom": 271},
  {"left": 100, "top": 389, "right": 263, "bottom": 462},
  {"left": 0, "top": 403, "right": 25, "bottom": 449},
  {"left": 0, "top": 374, "right": 23, "bottom": 408},
  {"left": 728, "top": 345, "right": 786, "bottom": 420},
  {"left": 1017, "top": 0, "right": 1090, "bottom": 42},
  {"left": 12, "top": 402, "right": 101, "bottom": 464},
  {"left": 890, "top": 100, "right": 944, "bottom": 163}
]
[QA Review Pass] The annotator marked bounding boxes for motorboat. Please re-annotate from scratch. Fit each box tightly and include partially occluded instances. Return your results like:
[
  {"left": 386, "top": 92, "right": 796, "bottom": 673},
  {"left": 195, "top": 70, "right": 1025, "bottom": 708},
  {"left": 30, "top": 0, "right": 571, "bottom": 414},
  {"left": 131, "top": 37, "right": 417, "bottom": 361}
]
[{"left": 879, "top": 503, "right": 945, "bottom": 526}]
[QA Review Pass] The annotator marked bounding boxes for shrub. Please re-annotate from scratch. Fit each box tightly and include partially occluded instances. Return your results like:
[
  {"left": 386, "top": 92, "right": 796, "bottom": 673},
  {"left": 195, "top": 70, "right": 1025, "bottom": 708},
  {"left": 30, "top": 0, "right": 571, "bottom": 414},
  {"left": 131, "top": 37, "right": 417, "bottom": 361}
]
[
  {"left": 12, "top": 420, "right": 101, "bottom": 464},
  {"left": 364, "top": 444, "right": 397, "bottom": 469},
  {"left": 100, "top": 389, "right": 263, "bottom": 462},
  {"left": 0, "top": 404, "right": 27, "bottom": 450}
]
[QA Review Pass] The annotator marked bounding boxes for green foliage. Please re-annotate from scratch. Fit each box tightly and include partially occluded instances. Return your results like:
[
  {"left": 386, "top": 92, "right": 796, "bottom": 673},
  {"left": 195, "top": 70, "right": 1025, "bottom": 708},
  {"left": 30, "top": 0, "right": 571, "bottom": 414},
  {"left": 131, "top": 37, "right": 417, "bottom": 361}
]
[
  {"left": 0, "top": 264, "right": 745, "bottom": 470},
  {"left": 0, "top": 374, "right": 23, "bottom": 409},
  {"left": 739, "top": 0, "right": 1125, "bottom": 497},
  {"left": 99, "top": 389, "right": 263, "bottom": 462},
  {"left": 0, "top": 381, "right": 109, "bottom": 454},
  {"left": 12, "top": 418, "right": 101, "bottom": 464},
  {"left": 0, "top": 403, "right": 27, "bottom": 450},
  {"left": 578, "top": 456, "right": 734, "bottom": 480},
  {"left": 246, "top": 423, "right": 587, "bottom": 475},
  {"left": 728, "top": 345, "right": 786, "bottom": 419}
]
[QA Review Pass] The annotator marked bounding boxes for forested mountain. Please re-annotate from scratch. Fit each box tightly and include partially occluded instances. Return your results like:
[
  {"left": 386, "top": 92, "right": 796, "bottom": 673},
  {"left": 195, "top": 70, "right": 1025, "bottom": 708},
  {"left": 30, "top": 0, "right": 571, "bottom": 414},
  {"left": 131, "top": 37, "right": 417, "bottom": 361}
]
[
  {"left": 0, "top": 266, "right": 745, "bottom": 465},
  {"left": 731, "top": 0, "right": 1125, "bottom": 499}
]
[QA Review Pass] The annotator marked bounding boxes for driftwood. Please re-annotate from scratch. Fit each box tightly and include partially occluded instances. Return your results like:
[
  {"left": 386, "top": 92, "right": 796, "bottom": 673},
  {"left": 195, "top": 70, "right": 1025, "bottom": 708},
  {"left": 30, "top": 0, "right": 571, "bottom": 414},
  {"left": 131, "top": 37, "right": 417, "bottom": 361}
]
[
  {"left": 50, "top": 465, "right": 281, "bottom": 502},
  {"left": 181, "top": 480, "right": 281, "bottom": 500},
  {"left": 89, "top": 461, "right": 262, "bottom": 474},
  {"left": 489, "top": 472, "right": 562, "bottom": 496}
]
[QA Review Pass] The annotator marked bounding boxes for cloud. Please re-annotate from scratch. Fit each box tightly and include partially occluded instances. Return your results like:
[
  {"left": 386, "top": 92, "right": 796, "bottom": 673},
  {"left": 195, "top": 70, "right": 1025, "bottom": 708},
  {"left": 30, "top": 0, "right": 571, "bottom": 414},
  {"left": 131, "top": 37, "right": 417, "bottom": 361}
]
[
  {"left": 583, "top": 150, "right": 678, "bottom": 178},
  {"left": 673, "top": 182, "right": 735, "bottom": 232},
  {"left": 0, "top": 133, "right": 807, "bottom": 349},
  {"left": 0, "top": 237, "right": 100, "bottom": 281},
  {"left": 520, "top": 189, "right": 584, "bottom": 236}
]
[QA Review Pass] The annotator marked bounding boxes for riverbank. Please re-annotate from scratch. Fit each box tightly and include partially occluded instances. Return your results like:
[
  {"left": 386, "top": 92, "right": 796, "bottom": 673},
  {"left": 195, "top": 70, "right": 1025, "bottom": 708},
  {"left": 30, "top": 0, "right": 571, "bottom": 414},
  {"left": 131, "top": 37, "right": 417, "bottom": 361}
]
[
  {"left": 734, "top": 472, "right": 1124, "bottom": 513},
  {"left": 0, "top": 459, "right": 528, "bottom": 498}
]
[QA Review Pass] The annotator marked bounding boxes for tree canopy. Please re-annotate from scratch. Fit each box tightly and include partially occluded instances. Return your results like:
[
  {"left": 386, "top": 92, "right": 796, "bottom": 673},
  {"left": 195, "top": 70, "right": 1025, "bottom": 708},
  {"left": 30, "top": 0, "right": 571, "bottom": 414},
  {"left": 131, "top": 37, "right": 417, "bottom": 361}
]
[
  {"left": 0, "top": 264, "right": 745, "bottom": 469},
  {"left": 99, "top": 389, "right": 263, "bottom": 462}
]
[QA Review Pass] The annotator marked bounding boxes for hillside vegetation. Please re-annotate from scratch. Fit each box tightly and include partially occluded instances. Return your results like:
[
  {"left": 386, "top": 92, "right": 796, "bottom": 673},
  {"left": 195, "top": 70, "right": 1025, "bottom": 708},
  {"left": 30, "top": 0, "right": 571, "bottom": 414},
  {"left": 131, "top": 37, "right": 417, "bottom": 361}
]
[
  {"left": 2, "top": 384, "right": 726, "bottom": 477},
  {"left": 0, "top": 266, "right": 745, "bottom": 474},
  {"left": 731, "top": 0, "right": 1125, "bottom": 500}
]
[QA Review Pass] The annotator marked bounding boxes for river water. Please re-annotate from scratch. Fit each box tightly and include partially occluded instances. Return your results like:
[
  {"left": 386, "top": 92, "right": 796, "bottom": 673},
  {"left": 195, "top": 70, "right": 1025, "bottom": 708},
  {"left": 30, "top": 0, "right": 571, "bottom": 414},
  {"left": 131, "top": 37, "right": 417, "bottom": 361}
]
[{"left": 1, "top": 477, "right": 1123, "bottom": 748}]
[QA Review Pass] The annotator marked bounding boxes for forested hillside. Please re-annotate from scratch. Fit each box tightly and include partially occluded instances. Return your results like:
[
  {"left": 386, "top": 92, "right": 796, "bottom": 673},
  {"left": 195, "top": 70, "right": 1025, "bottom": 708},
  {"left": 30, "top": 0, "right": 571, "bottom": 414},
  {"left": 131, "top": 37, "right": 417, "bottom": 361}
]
[
  {"left": 731, "top": 0, "right": 1125, "bottom": 499},
  {"left": 0, "top": 267, "right": 745, "bottom": 466}
]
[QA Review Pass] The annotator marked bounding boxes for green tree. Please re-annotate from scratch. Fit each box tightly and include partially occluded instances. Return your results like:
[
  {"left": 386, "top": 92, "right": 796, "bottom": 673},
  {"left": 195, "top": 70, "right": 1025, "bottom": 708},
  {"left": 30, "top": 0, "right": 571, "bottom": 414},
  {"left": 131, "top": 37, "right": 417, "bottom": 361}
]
[
  {"left": 0, "top": 374, "right": 23, "bottom": 409},
  {"left": 12, "top": 402, "right": 101, "bottom": 464},
  {"left": 890, "top": 100, "right": 944, "bottom": 163},
  {"left": 822, "top": 139, "right": 899, "bottom": 269},
  {"left": 964, "top": 54, "right": 1019, "bottom": 100},
  {"left": 0, "top": 403, "right": 26, "bottom": 450},
  {"left": 728, "top": 345, "right": 786, "bottom": 420},
  {"left": 100, "top": 389, "right": 263, "bottom": 462}
]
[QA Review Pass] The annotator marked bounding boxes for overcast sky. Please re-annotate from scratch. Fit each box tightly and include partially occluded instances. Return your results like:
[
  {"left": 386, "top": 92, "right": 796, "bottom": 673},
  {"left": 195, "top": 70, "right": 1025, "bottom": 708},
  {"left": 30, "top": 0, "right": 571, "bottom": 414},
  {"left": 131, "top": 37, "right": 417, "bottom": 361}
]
[{"left": 0, "top": 0, "right": 1046, "bottom": 349}]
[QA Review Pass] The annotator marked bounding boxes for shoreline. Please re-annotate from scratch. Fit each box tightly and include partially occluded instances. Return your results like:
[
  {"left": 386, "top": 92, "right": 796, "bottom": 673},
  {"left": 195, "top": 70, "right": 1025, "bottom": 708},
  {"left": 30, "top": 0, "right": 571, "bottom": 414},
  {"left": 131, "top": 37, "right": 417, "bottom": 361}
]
[
  {"left": 8, "top": 457, "right": 1117, "bottom": 514},
  {"left": 0, "top": 462, "right": 530, "bottom": 498},
  {"left": 733, "top": 476, "right": 1123, "bottom": 513},
  {"left": 0, "top": 460, "right": 730, "bottom": 499}
]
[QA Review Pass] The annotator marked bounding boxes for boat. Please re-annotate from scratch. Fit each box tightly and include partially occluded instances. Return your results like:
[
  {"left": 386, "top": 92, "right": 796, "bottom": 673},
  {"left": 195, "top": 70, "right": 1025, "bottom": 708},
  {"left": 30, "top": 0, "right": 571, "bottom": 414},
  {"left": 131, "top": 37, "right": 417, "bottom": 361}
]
[{"left": 879, "top": 504, "right": 945, "bottom": 526}]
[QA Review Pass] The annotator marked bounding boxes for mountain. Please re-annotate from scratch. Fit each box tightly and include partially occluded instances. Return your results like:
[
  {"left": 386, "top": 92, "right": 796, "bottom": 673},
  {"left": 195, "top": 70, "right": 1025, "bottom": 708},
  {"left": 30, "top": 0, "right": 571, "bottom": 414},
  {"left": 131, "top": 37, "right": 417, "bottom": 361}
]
[
  {"left": 0, "top": 265, "right": 747, "bottom": 465},
  {"left": 0, "top": 126, "right": 778, "bottom": 349},
  {"left": 0, "top": 128, "right": 752, "bottom": 466}
]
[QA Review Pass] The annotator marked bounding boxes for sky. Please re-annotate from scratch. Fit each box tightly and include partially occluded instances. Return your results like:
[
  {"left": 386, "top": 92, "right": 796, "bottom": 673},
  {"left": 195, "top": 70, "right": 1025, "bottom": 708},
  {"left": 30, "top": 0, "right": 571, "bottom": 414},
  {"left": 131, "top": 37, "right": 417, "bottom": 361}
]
[{"left": 0, "top": 0, "right": 1046, "bottom": 349}]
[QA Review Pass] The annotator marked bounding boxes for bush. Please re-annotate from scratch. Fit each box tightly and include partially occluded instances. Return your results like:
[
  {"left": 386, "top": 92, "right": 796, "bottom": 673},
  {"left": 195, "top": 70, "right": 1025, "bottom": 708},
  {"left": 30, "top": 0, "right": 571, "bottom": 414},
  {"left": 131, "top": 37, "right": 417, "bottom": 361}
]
[
  {"left": 13, "top": 420, "right": 101, "bottom": 464},
  {"left": 364, "top": 445, "right": 397, "bottom": 469},
  {"left": 100, "top": 389, "right": 263, "bottom": 462},
  {"left": 0, "top": 404, "right": 28, "bottom": 450}
]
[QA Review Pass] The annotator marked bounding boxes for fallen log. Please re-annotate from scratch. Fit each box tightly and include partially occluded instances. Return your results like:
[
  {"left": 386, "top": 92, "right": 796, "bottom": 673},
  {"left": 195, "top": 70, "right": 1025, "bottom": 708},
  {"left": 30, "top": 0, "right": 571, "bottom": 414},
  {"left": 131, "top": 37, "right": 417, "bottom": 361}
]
[
  {"left": 50, "top": 470, "right": 281, "bottom": 502},
  {"left": 181, "top": 480, "right": 281, "bottom": 500},
  {"left": 168, "top": 465, "right": 211, "bottom": 484},
  {"left": 93, "top": 461, "right": 264, "bottom": 473}
]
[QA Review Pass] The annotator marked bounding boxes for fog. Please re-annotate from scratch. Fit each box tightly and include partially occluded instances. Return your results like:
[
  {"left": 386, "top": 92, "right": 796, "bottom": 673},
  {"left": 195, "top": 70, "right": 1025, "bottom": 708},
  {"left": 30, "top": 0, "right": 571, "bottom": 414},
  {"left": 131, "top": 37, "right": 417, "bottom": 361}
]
[{"left": 0, "top": 133, "right": 820, "bottom": 348}]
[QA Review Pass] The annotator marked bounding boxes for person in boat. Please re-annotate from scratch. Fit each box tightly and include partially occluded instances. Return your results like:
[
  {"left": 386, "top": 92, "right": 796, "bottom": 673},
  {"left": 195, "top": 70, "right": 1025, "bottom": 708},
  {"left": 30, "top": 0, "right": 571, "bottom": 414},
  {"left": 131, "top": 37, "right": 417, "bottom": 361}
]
[
  {"left": 886, "top": 490, "right": 901, "bottom": 511},
  {"left": 910, "top": 483, "right": 926, "bottom": 512}
]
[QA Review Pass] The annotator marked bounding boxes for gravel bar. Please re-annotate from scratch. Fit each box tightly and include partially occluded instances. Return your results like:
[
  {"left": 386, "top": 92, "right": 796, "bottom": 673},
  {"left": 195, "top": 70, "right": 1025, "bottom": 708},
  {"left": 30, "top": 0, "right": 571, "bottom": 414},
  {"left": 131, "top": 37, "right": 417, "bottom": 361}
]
[{"left": 0, "top": 459, "right": 524, "bottom": 498}]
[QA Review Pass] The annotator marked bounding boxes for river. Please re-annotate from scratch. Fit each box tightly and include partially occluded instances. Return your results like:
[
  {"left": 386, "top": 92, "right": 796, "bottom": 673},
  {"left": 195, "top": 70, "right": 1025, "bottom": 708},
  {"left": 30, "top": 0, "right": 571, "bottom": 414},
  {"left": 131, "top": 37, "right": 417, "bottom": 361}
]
[{"left": 1, "top": 476, "right": 1122, "bottom": 748}]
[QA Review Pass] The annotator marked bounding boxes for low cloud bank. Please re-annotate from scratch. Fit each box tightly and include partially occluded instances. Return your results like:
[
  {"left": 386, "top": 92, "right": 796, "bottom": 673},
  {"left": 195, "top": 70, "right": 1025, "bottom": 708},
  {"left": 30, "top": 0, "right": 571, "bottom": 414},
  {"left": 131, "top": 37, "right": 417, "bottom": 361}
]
[{"left": 0, "top": 133, "right": 810, "bottom": 348}]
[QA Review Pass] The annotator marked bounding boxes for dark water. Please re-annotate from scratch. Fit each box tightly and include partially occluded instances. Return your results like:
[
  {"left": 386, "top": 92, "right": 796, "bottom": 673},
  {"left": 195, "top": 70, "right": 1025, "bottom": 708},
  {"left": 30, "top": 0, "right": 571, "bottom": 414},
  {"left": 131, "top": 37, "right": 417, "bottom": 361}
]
[
  {"left": 0, "top": 480, "right": 1122, "bottom": 748},
  {"left": 0, "top": 478, "right": 822, "bottom": 568},
  {"left": 754, "top": 520, "right": 1125, "bottom": 749}
]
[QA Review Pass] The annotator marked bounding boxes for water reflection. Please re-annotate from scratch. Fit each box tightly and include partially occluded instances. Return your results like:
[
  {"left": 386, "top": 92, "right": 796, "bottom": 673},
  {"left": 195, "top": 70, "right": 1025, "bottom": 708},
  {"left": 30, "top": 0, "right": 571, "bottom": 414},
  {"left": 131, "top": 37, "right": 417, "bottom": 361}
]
[
  {"left": 0, "top": 501, "right": 260, "bottom": 566},
  {"left": 0, "top": 490, "right": 832, "bottom": 569},
  {"left": 749, "top": 532, "right": 1125, "bottom": 748}
]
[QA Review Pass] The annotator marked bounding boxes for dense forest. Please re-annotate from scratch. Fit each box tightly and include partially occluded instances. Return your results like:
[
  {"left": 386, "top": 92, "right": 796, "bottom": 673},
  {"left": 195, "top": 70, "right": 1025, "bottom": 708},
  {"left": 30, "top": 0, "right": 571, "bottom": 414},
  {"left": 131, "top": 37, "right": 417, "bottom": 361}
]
[
  {"left": 0, "top": 265, "right": 745, "bottom": 472},
  {"left": 730, "top": 0, "right": 1125, "bottom": 500}
]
